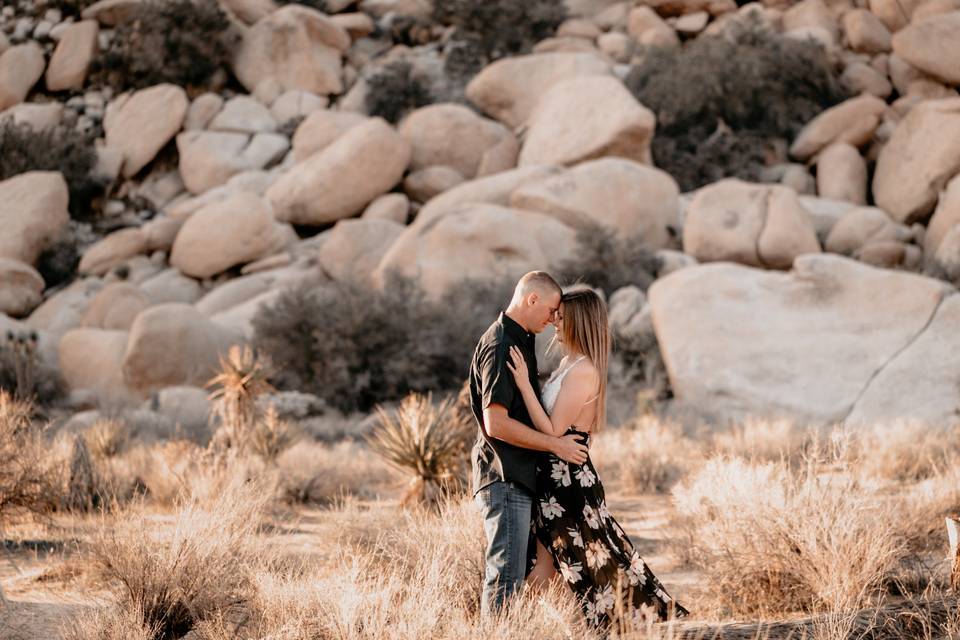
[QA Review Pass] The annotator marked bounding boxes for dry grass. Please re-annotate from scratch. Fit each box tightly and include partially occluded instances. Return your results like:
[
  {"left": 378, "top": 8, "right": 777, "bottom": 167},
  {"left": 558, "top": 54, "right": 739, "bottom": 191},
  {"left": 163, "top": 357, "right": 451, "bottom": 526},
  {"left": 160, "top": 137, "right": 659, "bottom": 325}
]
[
  {"left": 850, "top": 420, "right": 960, "bottom": 483},
  {"left": 591, "top": 416, "right": 699, "bottom": 494},
  {"left": 0, "top": 391, "right": 58, "bottom": 516},
  {"left": 710, "top": 417, "right": 815, "bottom": 464},
  {"left": 274, "top": 439, "right": 393, "bottom": 505}
]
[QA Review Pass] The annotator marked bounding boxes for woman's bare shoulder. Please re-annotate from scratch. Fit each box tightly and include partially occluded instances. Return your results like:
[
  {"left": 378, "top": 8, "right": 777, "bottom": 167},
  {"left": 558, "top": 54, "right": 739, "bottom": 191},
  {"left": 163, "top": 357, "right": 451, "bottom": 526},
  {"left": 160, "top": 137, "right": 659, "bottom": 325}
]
[{"left": 566, "top": 358, "right": 600, "bottom": 386}]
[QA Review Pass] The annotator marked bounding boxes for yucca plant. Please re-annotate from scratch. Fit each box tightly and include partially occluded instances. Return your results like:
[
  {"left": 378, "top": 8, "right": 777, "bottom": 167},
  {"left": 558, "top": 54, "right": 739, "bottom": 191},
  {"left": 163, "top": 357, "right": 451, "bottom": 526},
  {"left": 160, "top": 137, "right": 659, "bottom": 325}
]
[
  {"left": 368, "top": 393, "right": 472, "bottom": 507},
  {"left": 206, "top": 345, "right": 274, "bottom": 456}
]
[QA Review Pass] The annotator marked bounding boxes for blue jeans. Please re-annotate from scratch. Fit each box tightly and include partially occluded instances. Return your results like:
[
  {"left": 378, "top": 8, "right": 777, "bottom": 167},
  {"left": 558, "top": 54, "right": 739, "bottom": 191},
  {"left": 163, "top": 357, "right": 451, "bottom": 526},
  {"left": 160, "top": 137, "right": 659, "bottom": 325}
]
[{"left": 475, "top": 481, "right": 533, "bottom": 617}]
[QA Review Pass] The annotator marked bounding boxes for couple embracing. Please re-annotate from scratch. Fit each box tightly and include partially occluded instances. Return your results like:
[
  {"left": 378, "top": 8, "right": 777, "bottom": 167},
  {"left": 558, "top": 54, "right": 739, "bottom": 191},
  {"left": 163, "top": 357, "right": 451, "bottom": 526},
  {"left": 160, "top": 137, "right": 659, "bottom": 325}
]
[{"left": 469, "top": 271, "right": 688, "bottom": 629}]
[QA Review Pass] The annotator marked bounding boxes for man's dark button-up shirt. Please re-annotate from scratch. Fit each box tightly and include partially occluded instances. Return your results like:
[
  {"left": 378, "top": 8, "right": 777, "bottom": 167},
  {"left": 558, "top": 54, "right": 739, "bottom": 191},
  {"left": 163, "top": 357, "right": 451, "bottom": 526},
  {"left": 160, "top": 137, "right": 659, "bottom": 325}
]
[{"left": 469, "top": 312, "right": 542, "bottom": 496}]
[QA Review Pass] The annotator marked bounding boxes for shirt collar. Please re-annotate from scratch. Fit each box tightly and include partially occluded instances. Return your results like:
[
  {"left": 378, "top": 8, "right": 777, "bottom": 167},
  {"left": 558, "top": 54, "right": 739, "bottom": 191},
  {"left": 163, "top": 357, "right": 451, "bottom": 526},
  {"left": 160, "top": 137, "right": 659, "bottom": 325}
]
[{"left": 500, "top": 311, "right": 535, "bottom": 349}]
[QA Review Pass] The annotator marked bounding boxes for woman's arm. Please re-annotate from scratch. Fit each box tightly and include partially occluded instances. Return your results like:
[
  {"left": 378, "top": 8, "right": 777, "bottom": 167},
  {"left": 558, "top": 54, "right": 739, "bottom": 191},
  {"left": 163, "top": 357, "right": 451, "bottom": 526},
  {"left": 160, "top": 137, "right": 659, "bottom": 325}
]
[{"left": 507, "top": 347, "right": 597, "bottom": 437}]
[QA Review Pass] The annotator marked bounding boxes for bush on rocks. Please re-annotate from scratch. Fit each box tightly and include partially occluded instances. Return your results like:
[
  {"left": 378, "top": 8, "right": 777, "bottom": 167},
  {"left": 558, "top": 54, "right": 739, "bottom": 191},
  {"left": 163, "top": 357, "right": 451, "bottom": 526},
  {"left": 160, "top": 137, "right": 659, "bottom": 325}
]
[
  {"left": 252, "top": 273, "right": 513, "bottom": 412},
  {"left": 555, "top": 223, "right": 659, "bottom": 297},
  {"left": 364, "top": 61, "right": 436, "bottom": 125},
  {"left": 46, "top": 0, "right": 98, "bottom": 17},
  {"left": 434, "top": 0, "right": 567, "bottom": 79},
  {"left": 275, "top": 0, "right": 327, "bottom": 9},
  {"left": 0, "top": 121, "right": 104, "bottom": 220},
  {"left": 93, "top": 0, "right": 238, "bottom": 92},
  {"left": 624, "top": 20, "right": 848, "bottom": 191}
]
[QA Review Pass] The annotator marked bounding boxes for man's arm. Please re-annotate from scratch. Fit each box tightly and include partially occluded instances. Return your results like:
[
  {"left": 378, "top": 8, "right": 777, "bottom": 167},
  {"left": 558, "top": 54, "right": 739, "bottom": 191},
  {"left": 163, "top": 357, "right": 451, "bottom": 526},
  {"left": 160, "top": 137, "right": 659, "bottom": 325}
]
[{"left": 484, "top": 404, "right": 588, "bottom": 465}]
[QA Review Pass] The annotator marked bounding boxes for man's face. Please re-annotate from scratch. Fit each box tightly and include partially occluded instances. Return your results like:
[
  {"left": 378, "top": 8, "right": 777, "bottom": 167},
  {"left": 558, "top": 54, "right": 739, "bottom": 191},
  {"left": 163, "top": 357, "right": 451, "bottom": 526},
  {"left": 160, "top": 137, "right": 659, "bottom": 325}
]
[{"left": 529, "top": 291, "right": 561, "bottom": 334}]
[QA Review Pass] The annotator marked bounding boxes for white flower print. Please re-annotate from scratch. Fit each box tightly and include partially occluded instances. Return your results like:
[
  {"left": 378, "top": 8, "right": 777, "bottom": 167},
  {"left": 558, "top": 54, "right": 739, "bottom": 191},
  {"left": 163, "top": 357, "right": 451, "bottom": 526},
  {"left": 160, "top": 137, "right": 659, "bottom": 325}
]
[
  {"left": 575, "top": 466, "right": 596, "bottom": 487},
  {"left": 627, "top": 552, "right": 648, "bottom": 586},
  {"left": 583, "top": 505, "right": 601, "bottom": 529},
  {"left": 567, "top": 527, "right": 584, "bottom": 548},
  {"left": 584, "top": 599, "right": 600, "bottom": 626},
  {"left": 559, "top": 559, "right": 583, "bottom": 584},
  {"left": 540, "top": 495, "right": 565, "bottom": 520},
  {"left": 598, "top": 500, "right": 611, "bottom": 521},
  {"left": 551, "top": 460, "right": 571, "bottom": 487},
  {"left": 593, "top": 585, "right": 615, "bottom": 612},
  {"left": 585, "top": 540, "right": 611, "bottom": 570}
]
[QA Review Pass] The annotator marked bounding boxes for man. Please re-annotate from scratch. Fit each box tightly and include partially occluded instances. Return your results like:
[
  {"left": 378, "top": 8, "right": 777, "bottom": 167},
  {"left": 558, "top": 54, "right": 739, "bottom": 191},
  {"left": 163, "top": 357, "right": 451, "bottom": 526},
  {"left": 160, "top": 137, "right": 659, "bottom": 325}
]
[{"left": 469, "top": 271, "right": 590, "bottom": 617}]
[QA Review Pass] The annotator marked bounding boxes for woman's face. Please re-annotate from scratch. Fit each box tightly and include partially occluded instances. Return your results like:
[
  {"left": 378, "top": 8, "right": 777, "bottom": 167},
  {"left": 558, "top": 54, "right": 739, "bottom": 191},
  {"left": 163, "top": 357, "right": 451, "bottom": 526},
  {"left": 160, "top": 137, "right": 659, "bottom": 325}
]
[{"left": 553, "top": 303, "right": 565, "bottom": 342}]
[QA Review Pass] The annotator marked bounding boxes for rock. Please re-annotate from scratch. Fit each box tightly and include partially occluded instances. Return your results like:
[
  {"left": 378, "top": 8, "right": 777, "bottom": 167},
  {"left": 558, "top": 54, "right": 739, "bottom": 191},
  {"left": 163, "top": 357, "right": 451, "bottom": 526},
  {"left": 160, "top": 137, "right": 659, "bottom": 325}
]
[
  {"left": 80, "top": 282, "right": 150, "bottom": 330},
  {"left": 141, "top": 216, "right": 183, "bottom": 252},
  {"left": 0, "top": 172, "right": 69, "bottom": 267},
  {"left": 291, "top": 109, "right": 366, "bottom": 162},
  {"left": 465, "top": 52, "right": 612, "bottom": 129},
  {"left": 873, "top": 98, "right": 960, "bottom": 223},
  {"left": 683, "top": 179, "right": 821, "bottom": 268},
  {"left": 319, "top": 218, "right": 404, "bottom": 284},
  {"left": 558, "top": 17, "right": 604, "bottom": 39},
  {"left": 912, "top": 0, "right": 959, "bottom": 20},
  {"left": 842, "top": 62, "right": 893, "bottom": 98},
  {"left": 648, "top": 254, "right": 952, "bottom": 422},
  {"left": 362, "top": 192, "right": 409, "bottom": 223},
  {"left": 139, "top": 268, "right": 202, "bottom": 304},
  {"left": 170, "top": 192, "right": 278, "bottom": 278},
  {"left": 783, "top": 0, "right": 839, "bottom": 43},
  {"left": 184, "top": 92, "right": 224, "bottom": 131},
  {"left": 842, "top": 8, "right": 891, "bottom": 53},
  {"left": 122, "top": 303, "right": 243, "bottom": 393},
  {"left": 597, "top": 32, "right": 631, "bottom": 63},
  {"left": 888, "top": 53, "right": 927, "bottom": 95},
  {"left": 209, "top": 288, "right": 283, "bottom": 338},
  {"left": 824, "top": 206, "right": 906, "bottom": 254},
  {"left": 59, "top": 328, "right": 136, "bottom": 404},
  {"left": 26, "top": 278, "right": 102, "bottom": 338},
  {"left": 105, "top": 84, "right": 189, "bottom": 178},
  {"left": 533, "top": 36, "right": 600, "bottom": 55},
  {"left": 655, "top": 249, "right": 698, "bottom": 277},
  {"left": 78, "top": 228, "right": 148, "bottom": 276},
  {"left": 270, "top": 89, "right": 328, "bottom": 124},
  {"left": 240, "top": 252, "right": 291, "bottom": 275},
  {"left": 510, "top": 158, "right": 677, "bottom": 248},
  {"left": 194, "top": 264, "right": 310, "bottom": 316},
  {"left": 144, "top": 386, "right": 212, "bottom": 440},
  {"left": 267, "top": 118, "right": 410, "bottom": 226},
  {"left": 233, "top": 5, "right": 351, "bottom": 96},
  {"left": 608, "top": 285, "right": 646, "bottom": 334},
  {"left": 519, "top": 75, "right": 656, "bottom": 167},
  {"left": 854, "top": 239, "right": 907, "bottom": 267},
  {"left": 924, "top": 173, "right": 960, "bottom": 255},
  {"left": 627, "top": 6, "right": 681, "bottom": 46},
  {"left": 330, "top": 12, "right": 375, "bottom": 38},
  {"left": 398, "top": 103, "right": 517, "bottom": 179},
  {"left": 209, "top": 95, "right": 277, "bottom": 134},
  {"left": 81, "top": 0, "right": 141, "bottom": 25},
  {"left": 892, "top": 12, "right": 960, "bottom": 86},
  {"left": 868, "top": 0, "right": 924, "bottom": 31},
  {"left": 790, "top": 94, "right": 887, "bottom": 161},
  {"left": 816, "top": 142, "right": 867, "bottom": 204},
  {"left": 0, "top": 43, "right": 45, "bottom": 110},
  {"left": 219, "top": 0, "right": 277, "bottom": 24},
  {"left": 0, "top": 258, "right": 44, "bottom": 317},
  {"left": 403, "top": 166, "right": 464, "bottom": 202},
  {"left": 374, "top": 203, "right": 577, "bottom": 299},
  {"left": 1, "top": 102, "right": 63, "bottom": 130},
  {"left": 45, "top": 20, "right": 98, "bottom": 92},
  {"left": 176, "top": 130, "right": 288, "bottom": 195}
]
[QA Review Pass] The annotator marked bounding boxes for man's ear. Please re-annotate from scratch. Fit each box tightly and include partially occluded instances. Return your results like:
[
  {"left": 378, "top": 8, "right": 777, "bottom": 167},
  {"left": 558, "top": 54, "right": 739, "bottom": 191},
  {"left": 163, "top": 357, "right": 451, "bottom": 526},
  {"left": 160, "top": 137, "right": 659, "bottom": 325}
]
[{"left": 527, "top": 292, "right": 539, "bottom": 307}]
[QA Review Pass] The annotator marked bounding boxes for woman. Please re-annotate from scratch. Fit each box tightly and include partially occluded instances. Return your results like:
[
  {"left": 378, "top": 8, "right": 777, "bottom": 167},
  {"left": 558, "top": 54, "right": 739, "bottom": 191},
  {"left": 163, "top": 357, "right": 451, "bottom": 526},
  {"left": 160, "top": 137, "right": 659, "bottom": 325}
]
[{"left": 506, "top": 288, "right": 688, "bottom": 628}]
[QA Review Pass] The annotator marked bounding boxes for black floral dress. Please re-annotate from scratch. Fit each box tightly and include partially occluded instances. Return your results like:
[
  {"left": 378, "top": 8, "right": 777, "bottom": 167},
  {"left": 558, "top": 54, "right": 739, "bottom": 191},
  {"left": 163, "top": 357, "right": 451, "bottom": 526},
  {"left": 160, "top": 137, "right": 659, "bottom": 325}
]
[{"left": 530, "top": 428, "right": 689, "bottom": 627}]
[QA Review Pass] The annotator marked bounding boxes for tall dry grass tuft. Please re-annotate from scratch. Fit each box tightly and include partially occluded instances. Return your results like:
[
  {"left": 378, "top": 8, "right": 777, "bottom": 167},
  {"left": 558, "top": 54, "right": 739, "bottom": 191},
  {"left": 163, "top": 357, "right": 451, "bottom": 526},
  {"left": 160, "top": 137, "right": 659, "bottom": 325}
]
[
  {"left": 711, "top": 417, "right": 814, "bottom": 464},
  {"left": 87, "top": 474, "right": 270, "bottom": 638},
  {"left": 851, "top": 420, "right": 960, "bottom": 483},
  {"left": 368, "top": 393, "right": 472, "bottom": 506},
  {"left": 61, "top": 603, "right": 158, "bottom": 640},
  {"left": 591, "top": 415, "right": 698, "bottom": 493},
  {"left": 672, "top": 449, "right": 906, "bottom": 617},
  {"left": 274, "top": 439, "right": 393, "bottom": 505},
  {"left": 0, "top": 391, "right": 56, "bottom": 516}
]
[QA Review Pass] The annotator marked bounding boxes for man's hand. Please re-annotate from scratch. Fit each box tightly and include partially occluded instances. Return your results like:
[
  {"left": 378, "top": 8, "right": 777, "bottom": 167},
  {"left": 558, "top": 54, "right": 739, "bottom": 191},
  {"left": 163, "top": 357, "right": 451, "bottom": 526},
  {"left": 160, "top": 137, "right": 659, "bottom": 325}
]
[{"left": 552, "top": 433, "right": 588, "bottom": 465}]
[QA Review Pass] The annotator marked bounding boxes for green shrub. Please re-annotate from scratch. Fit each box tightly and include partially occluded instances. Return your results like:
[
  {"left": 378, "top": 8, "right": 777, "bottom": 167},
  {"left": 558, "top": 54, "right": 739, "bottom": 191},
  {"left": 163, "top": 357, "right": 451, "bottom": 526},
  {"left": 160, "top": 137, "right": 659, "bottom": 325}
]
[
  {"left": 252, "top": 273, "right": 513, "bottom": 412},
  {"left": 434, "top": 0, "right": 566, "bottom": 79},
  {"left": 554, "top": 223, "right": 659, "bottom": 297},
  {"left": 0, "top": 121, "right": 104, "bottom": 220},
  {"left": 624, "top": 20, "right": 849, "bottom": 191},
  {"left": 365, "top": 60, "right": 435, "bottom": 124},
  {"left": 93, "top": 0, "right": 238, "bottom": 91}
]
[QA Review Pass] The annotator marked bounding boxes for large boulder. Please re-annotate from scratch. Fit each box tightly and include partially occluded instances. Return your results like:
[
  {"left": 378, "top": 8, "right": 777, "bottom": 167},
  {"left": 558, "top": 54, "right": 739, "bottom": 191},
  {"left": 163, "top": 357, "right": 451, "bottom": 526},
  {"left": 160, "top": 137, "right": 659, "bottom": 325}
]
[
  {"left": 176, "top": 130, "right": 289, "bottom": 195},
  {"left": 27, "top": 278, "right": 102, "bottom": 338},
  {"left": 374, "top": 203, "right": 577, "bottom": 299},
  {"left": 789, "top": 94, "right": 887, "bottom": 161},
  {"left": 465, "top": 52, "right": 612, "bottom": 128},
  {"left": 45, "top": 20, "right": 99, "bottom": 92},
  {"left": 519, "top": 76, "right": 655, "bottom": 168},
  {"left": 0, "top": 172, "right": 69, "bottom": 266},
  {"left": 815, "top": 142, "right": 867, "bottom": 204},
  {"left": 398, "top": 103, "right": 518, "bottom": 179},
  {"left": 122, "top": 303, "right": 243, "bottom": 393},
  {"left": 104, "top": 84, "right": 189, "bottom": 178},
  {"left": 842, "top": 9, "right": 891, "bottom": 54},
  {"left": 233, "top": 5, "right": 351, "bottom": 96},
  {"left": 318, "top": 218, "right": 404, "bottom": 284},
  {"left": 139, "top": 268, "right": 203, "bottom": 304},
  {"left": 194, "top": 264, "right": 311, "bottom": 316},
  {"left": 78, "top": 228, "right": 148, "bottom": 276},
  {"left": 825, "top": 206, "right": 908, "bottom": 255},
  {"left": 682, "top": 179, "right": 822, "bottom": 268},
  {"left": 925, "top": 174, "right": 960, "bottom": 256},
  {"left": 648, "top": 254, "right": 952, "bottom": 423},
  {"left": 510, "top": 158, "right": 677, "bottom": 248},
  {"left": 59, "top": 328, "right": 137, "bottom": 405},
  {"left": 291, "top": 109, "right": 366, "bottom": 162},
  {"left": 0, "top": 43, "right": 45, "bottom": 110},
  {"left": 0, "top": 258, "right": 44, "bottom": 317},
  {"left": 873, "top": 98, "right": 960, "bottom": 223},
  {"left": 79, "top": 282, "right": 150, "bottom": 331},
  {"left": 266, "top": 117, "right": 410, "bottom": 225},
  {"left": 170, "top": 192, "right": 278, "bottom": 278},
  {"left": 891, "top": 12, "right": 960, "bottom": 86}
]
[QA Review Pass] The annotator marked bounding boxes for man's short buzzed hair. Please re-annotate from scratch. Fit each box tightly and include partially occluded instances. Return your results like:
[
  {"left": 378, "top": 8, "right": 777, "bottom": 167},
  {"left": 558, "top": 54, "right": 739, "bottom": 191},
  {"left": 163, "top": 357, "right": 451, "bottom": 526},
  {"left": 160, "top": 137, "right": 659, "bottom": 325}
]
[{"left": 515, "top": 271, "right": 561, "bottom": 300}]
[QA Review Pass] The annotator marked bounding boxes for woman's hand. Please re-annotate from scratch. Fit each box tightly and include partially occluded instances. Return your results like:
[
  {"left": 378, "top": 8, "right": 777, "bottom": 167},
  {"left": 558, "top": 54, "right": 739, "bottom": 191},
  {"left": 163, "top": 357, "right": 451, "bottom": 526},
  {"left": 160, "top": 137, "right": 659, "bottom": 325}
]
[{"left": 506, "top": 346, "right": 533, "bottom": 392}]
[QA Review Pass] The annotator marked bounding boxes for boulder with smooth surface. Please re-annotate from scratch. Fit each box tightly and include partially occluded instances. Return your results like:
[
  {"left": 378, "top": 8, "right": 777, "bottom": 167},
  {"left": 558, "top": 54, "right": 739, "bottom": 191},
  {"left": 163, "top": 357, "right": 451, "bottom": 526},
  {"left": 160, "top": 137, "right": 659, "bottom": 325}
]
[
  {"left": 790, "top": 94, "right": 887, "bottom": 161},
  {"left": 0, "top": 258, "right": 44, "bottom": 317},
  {"left": 0, "top": 43, "right": 45, "bottom": 110},
  {"left": 891, "top": 12, "right": 960, "bottom": 86},
  {"left": 319, "top": 218, "right": 404, "bottom": 284},
  {"left": 0, "top": 172, "right": 69, "bottom": 266},
  {"left": 105, "top": 84, "right": 188, "bottom": 178}
]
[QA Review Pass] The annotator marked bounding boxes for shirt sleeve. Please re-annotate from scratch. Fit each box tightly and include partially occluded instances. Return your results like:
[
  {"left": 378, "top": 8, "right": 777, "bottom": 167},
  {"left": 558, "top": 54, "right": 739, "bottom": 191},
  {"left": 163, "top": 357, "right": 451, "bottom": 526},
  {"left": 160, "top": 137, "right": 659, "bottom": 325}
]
[{"left": 479, "top": 340, "right": 515, "bottom": 411}]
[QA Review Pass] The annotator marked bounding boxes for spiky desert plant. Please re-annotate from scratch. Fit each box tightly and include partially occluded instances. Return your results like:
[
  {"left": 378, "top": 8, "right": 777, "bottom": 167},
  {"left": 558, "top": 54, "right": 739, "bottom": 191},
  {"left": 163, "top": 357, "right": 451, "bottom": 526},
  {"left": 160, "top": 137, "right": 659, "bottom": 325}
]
[
  {"left": 249, "top": 404, "right": 301, "bottom": 463},
  {"left": 85, "top": 417, "right": 130, "bottom": 460},
  {"left": 368, "top": 393, "right": 471, "bottom": 506},
  {"left": 206, "top": 345, "right": 274, "bottom": 456}
]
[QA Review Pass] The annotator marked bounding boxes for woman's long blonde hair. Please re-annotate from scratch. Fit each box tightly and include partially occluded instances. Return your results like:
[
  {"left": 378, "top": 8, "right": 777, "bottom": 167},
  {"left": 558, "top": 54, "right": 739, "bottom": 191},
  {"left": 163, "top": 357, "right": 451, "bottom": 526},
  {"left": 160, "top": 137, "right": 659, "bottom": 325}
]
[{"left": 557, "top": 288, "right": 611, "bottom": 431}]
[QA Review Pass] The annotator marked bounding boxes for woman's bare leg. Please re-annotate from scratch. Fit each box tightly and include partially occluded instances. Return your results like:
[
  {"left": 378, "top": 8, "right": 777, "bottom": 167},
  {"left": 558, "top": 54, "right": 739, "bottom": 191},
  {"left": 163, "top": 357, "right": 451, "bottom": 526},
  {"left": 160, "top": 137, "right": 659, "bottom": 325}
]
[{"left": 526, "top": 539, "right": 559, "bottom": 592}]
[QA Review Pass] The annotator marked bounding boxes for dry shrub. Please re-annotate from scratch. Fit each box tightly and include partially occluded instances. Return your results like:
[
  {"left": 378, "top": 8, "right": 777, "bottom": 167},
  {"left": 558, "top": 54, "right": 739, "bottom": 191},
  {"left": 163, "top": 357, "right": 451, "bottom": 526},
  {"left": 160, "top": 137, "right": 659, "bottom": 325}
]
[
  {"left": 88, "top": 475, "right": 270, "bottom": 638},
  {"left": 711, "top": 417, "right": 814, "bottom": 464},
  {"left": 62, "top": 604, "right": 157, "bottom": 640},
  {"left": 364, "top": 60, "right": 435, "bottom": 124},
  {"left": 590, "top": 416, "right": 697, "bottom": 494},
  {"left": 84, "top": 417, "right": 131, "bottom": 460},
  {"left": 672, "top": 452, "right": 905, "bottom": 617},
  {"left": 554, "top": 223, "right": 660, "bottom": 297},
  {"left": 851, "top": 420, "right": 960, "bottom": 483},
  {"left": 274, "top": 440, "right": 392, "bottom": 505},
  {"left": 0, "top": 392, "right": 57, "bottom": 516}
]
